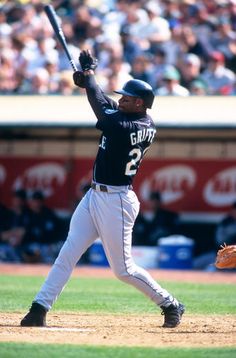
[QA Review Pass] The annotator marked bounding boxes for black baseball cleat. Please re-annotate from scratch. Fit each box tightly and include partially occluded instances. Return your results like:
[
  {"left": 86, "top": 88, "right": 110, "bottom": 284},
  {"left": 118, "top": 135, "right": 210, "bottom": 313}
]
[
  {"left": 20, "top": 302, "right": 47, "bottom": 327},
  {"left": 161, "top": 303, "right": 185, "bottom": 328}
]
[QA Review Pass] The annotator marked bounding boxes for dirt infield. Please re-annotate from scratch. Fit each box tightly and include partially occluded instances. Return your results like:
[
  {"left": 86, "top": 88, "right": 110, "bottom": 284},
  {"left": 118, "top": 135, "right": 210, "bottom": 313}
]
[
  {"left": 1, "top": 312, "right": 236, "bottom": 348},
  {"left": 0, "top": 264, "right": 236, "bottom": 347}
]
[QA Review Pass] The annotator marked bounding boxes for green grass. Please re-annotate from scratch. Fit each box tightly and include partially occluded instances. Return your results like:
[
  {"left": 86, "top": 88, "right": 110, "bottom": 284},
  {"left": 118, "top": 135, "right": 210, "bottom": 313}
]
[
  {"left": 0, "top": 275, "right": 235, "bottom": 315},
  {"left": 0, "top": 343, "right": 235, "bottom": 358},
  {"left": 0, "top": 343, "right": 236, "bottom": 358}
]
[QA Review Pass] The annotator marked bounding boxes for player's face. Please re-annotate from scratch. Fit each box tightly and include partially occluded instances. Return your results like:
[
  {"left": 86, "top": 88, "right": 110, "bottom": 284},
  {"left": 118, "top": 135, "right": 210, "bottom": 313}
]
[{"left": 118, "top": 95, "right": 142, "bottom": 113}]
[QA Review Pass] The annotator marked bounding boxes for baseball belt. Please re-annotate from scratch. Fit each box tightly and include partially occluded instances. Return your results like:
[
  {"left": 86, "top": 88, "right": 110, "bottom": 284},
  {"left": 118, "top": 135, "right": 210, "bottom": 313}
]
[{"left": 91, "top": 183, "right": 108, "bottom": 192}]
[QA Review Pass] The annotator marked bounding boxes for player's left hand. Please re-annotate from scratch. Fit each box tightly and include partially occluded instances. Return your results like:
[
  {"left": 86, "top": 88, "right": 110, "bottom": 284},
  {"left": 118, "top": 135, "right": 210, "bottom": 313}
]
[
  {"left": 73, "top": 71, "right": 86, "bottom": 88},
  {"left": 79, "top": 50, "right": 98, "bottom": 72}
]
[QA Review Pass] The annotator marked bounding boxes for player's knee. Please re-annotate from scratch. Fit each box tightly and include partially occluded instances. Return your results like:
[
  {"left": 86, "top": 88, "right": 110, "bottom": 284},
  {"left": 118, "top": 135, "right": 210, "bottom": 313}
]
[
  {"left": 115, "top": 272, "right": 130, "bottom": 283},
  {"left": 113, "top": 268, "right": 133, "bottom": 282}
]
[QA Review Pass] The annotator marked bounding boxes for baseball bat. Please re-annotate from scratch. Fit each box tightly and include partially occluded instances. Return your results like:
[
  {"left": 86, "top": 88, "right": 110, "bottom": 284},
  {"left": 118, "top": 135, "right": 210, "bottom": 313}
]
[{"left": 44, "top": 4, "right": 78, "bottom": 72}]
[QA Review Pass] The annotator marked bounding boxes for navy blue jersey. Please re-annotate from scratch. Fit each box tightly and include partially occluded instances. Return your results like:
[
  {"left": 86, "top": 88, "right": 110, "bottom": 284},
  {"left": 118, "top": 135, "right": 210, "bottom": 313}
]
[{"left": 85, "top": 75, "right": 156, "bottom": 186}]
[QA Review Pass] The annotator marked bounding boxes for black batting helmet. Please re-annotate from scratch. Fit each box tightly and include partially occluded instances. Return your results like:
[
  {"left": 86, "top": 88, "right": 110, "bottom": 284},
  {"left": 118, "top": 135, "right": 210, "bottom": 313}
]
[{"left": 114, "top": 79, "right": 155, "bottom": 109}]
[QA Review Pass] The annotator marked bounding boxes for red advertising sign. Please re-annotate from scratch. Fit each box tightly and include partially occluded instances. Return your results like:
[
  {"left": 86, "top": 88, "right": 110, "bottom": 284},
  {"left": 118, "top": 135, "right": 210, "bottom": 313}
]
[
  {"left": 135, "top": 159, "right": 236, "bottom": 212},
  {"left": 0, "top": 157, "right": 236, "bottom": 214}
]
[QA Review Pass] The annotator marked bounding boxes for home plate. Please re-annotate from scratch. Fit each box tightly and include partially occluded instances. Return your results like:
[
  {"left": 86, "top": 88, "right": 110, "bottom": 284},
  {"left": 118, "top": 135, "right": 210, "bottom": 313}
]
[{"left": 41, "top": 327, "right": 95, "bottom": 332}]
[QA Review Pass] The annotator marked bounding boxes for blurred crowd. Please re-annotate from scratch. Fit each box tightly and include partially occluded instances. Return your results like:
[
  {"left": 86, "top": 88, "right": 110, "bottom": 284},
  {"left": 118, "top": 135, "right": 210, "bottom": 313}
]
[
  {"left": 0, "top": 189, "right": 65, "bottom": 264},
  {"left": 0, "top": 0, "right": 236, "bottom": 96}
]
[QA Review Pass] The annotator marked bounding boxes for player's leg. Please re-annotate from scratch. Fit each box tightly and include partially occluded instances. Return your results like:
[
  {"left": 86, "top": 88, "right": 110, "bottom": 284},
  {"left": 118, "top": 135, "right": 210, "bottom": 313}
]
[
  {"left": 21, "top": 190, "right": 99, "bottom": 326},
  {"left": 93, "top": 190, "right": 184, "bottom": 327}
]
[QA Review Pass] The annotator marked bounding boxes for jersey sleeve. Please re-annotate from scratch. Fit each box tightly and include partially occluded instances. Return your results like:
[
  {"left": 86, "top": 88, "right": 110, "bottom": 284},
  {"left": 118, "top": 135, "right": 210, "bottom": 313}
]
[{"left": 84, "top": 75, "right": 118, "bottom": 122}]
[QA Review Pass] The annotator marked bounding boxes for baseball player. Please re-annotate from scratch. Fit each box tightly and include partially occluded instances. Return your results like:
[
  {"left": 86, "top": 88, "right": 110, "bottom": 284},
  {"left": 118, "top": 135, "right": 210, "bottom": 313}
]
[{"left": 21, "top": 50, "right": 185, "bottom": 328}]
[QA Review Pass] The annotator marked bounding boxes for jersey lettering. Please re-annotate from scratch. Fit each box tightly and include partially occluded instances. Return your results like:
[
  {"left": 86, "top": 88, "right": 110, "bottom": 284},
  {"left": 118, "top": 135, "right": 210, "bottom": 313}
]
[
  {"left": 130, "top": 128, "right": 156, "bottom": 145},
  {"left": 99, "top": 135, "right": 106, "bottom": 149},
  {"left": 125, "top": 148, "right": 142, "bottom": 176}
]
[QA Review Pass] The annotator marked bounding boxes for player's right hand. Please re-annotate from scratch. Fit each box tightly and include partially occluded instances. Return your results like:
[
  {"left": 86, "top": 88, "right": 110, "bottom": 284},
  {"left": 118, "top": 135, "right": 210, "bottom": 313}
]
[{"left": 73, "top": 71, "right": 86, "bottom": 88}]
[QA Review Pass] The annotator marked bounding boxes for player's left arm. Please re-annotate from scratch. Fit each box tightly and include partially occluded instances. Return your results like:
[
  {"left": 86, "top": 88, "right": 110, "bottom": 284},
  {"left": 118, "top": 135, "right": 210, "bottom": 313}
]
[
  {"left": 73, "top": 50, "right": 118, "bottom": 120},
  {"left": 84, "top": 73, "right": 118, "bottom": 117}
]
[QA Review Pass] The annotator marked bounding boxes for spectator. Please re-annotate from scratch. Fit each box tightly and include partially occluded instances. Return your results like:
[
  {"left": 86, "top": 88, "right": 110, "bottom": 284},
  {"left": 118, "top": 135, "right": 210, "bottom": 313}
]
[
  {"left": 23, "top": 36, "right": 59, "bottom": 76},
  {"left": 0, "top": 47, "right": 18, "bottom": 93},
  {"left": 57, "top": 70, "right": 77, "bottom": 95},
  {"left": 229, "top": 0, "right": 236, "bottom": 31},
  {"left": 129, "top": 54, "right": 153, "bottom": 84},
  {"left": 162, "top": 17, "right": 184, "bottom": 66},
  {"left": 105, "top": 72, "right": 122, "bottom": 94},
  {"left": 11, "top": 34, "right": 28, "bottom": 92},
  {"left": 200, "top": 51, "right": 236, "bottom": 94},
  {"left": 215, "top": 201, "right": 236, "bottom": 247},
  {"left": 145, "top": 191, "right": 180, "bottom": 246},
  {"left": 143, "top": 0, "right": 171, "bottom": 52},
  {"left": 21, "top": 67, "right": 51, "bottom": 94},
  {"left": 100, "top": 55, "right": 132, "bottom": 92},
  {"left": 21, "top": 190, "right": 62, "bottom": 264},
  {"left": 149, "top": 48, "right": 171, "bottom": 89},
  {"left": 72, "top": 4, "right": 102, "bottom": 43},
  {"left": 227, "top": 38, "right": 236, "bottom": 73},
  {"left": 179, "top": 2, "right": 214, "bottom": 43},
  {"left": 2, "top": 189, "right": 30, "bottom": 244},
  {"left": 0, "top": 202, "right": 13, "bottom": 262},
  {"left": 189, "top": 79, "right": 208, "bottom": 96},
  {"left": 163, "top": 0, "right": 182, "bottom": 26},
  {"left": 178, "top": 24, "right": 209, "bottom": 63},
  {"left": 155, "top": 66, "right": 190, "bottom": 96},
  {"left": 0, "top": 1, "right": 235, "bottom": 96},
  {"left": 194, "top": 201, "right": 236, "bottom": 270},
  {"left": 209, "top": 15, "right": 236, "bottom": 59},
  {"left": 178, "top": 53, "right": 202, "bottom": 90},
  {"left": 96, "top": 40, "right": 125, "bottom": 71},
  {"left": 11, "top": 4, "right": 42, "bottom": 39},
  {"left": 119, "top": 26, "right": 142, "bottom": 65},
  {"left": 0, "top": 189, "right": 30, "bottom": 262},
  {"left": 0, "top": 202, "right": 11, "bottom": 233},
  {"left": 45, "top": 58, "right": 60, "bottom": 94},
  {"left": 0, "top": 8, "right": 12, "bottom": 38},
  {"left": 101, "top": 0, "right": 128, "bottom": 43},
  {"left": 121, "top": 6, "right": 149, "bottom": 51}
]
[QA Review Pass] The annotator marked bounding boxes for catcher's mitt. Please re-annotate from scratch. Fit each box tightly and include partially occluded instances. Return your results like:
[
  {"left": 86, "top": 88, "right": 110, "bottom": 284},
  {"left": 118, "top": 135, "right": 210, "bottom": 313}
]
[{"left": 215, "top": 243, "right": 236, "bottom": 269}]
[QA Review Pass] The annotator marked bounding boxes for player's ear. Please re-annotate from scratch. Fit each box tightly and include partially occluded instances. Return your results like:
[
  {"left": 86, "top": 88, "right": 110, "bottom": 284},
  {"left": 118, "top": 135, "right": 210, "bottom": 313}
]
[{"left": 135, "top": 98, "right": 144, "bottom": 108}]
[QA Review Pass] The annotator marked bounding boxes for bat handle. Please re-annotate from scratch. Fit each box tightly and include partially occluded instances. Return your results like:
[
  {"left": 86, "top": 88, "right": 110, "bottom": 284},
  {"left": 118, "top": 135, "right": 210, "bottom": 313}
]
[{"left": 69, "top": 59, "right": 78, "bottom": 72}]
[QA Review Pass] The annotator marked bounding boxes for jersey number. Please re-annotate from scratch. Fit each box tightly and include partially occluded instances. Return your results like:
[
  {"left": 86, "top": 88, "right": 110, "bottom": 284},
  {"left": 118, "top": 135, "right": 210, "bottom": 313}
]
[{"left": 125, "top": 148, "right": 143, "bottom": 176}]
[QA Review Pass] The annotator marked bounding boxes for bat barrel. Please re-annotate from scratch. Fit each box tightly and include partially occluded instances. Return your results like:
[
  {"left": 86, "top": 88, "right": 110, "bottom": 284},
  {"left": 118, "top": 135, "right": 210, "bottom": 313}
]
[{"left": 44, "top": 4, "right": 78, "bottom": 72}]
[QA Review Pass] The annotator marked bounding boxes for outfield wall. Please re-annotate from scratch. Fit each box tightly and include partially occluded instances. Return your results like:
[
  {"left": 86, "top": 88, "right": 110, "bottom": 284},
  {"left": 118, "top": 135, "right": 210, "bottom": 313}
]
[{"left": 1, "top": 96, "right": 236, "bottom": 222}]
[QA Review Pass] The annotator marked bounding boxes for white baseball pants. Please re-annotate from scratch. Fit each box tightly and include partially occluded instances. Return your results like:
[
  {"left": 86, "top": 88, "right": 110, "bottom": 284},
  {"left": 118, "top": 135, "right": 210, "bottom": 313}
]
[{"left": 35, "top": 186, "right": 177, "bottom": 310}]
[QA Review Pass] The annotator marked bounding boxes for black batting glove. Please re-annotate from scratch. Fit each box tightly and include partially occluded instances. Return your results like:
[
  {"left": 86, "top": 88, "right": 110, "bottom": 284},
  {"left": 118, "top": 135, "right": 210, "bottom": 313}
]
[
  {"left": 79, "top": 50, "right": 98, "bottom": 72},
  {"left": 73, "top": 71, "right": 86, "bottom": 88}
]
